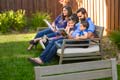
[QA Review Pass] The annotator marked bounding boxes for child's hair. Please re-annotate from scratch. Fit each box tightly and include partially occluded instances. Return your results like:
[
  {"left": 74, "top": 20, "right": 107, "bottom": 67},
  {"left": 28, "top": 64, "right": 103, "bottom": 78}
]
[
  {"left": 68, "top": 13, "right": 79, "bottom": 24},
  {"left": 81, "top": 20, "right": 89, "bottom": 29}
]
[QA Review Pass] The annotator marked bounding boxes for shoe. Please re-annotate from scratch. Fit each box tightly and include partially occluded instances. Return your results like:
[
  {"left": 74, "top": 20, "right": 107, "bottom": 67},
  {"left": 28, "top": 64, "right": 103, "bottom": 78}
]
[
  {"left": 29, "top": 40, "right": 36, "bottom": 45},
  {"left": 28, "top": 57, "right": 43, "bottom": 65},
  {"left": 42, "top": 35, "right": 49, "bottom": 43}
]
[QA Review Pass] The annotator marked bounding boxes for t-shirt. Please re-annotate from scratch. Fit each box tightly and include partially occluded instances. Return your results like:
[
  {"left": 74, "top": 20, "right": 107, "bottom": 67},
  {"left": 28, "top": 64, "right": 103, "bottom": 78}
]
[
  {"left": 77, "top": 30, "right": 88, "bottom": 36},
  {"left": 75, "top": 18, "right": 95, "bottom": 33},
  {"left": 54, "top": 15, "right": 67, "bottom": 29}
]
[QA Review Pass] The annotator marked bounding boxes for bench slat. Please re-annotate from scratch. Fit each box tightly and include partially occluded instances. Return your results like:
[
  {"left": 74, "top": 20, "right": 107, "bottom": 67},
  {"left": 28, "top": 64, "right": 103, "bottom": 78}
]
[
  {"left": 35, "top": 59, "right": 111, "bottom": 76},
  {"left": 62, "top": 56, "right": 101, "bottom": 60},
  {"left": 41, "top": 69, "right": 112, "bottom": 80}
]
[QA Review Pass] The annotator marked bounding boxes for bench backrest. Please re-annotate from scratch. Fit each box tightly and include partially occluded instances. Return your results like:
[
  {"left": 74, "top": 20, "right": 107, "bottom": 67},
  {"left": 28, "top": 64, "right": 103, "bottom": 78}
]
[
  {"left": 95, "top": 25, "right": 104, "bottom": 39},
  {"left": 34, "top": 58, "right": 117, "bottom": 80}
]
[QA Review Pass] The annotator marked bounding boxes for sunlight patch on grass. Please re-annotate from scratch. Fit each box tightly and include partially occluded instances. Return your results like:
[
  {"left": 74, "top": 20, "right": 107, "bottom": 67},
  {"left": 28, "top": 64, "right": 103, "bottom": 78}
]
[{"left": 0, "top": 33, "right": 35, "bottom": 43}]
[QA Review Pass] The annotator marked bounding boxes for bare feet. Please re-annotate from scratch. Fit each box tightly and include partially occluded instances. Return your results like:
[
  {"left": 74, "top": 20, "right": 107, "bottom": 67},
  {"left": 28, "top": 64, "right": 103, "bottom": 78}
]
[{"left": 28, "top": 57, "right": 44, "bottom": 65}]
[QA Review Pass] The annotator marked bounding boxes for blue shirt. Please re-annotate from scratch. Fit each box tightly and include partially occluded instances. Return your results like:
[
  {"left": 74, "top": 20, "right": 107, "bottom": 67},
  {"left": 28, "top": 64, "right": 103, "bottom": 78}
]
[
  {"left": 78, "top": 30, "right": 88, "bottom": 36},
  {"left": 75, "top": 18, "right": 95, "bottom": 33},
  {"left": 71, "top": 28, "right": 80, "bottom": 38},
  {"left": 54, "top": 15, "right": 67, "bottom": 29}
]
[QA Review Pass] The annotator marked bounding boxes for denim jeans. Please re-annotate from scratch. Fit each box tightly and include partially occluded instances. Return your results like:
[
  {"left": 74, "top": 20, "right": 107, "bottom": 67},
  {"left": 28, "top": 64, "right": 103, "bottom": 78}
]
[
  {"left": 34, "top": 28, "right": 57, "bottom": 39},
  {"left": 40, "top": 37, "right": 63, "bottom": 63},
  {"left": 34, "top": 28, "right": 59, "bottom": 45}
]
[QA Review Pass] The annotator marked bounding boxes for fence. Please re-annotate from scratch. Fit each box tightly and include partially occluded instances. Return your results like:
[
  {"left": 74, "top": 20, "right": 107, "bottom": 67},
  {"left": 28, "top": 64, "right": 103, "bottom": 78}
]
[
  {"left": 0, "top": 0, "right": 120, "bottom": 34},
  {"left": 81, "top": 0, "right": 120, "bottom": 35},
  {"left": 0, "top": 0, "right": 78, "bottom": 19}
]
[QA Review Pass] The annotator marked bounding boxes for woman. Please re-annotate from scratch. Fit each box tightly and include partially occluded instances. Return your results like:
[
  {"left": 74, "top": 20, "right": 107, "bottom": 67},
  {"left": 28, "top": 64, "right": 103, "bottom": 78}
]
[
  {"left": 28, "top": 14, "right": 79, "bottom": 65},
  {"left": 27, "top": 6, "right": 72, "bottom": 50}
]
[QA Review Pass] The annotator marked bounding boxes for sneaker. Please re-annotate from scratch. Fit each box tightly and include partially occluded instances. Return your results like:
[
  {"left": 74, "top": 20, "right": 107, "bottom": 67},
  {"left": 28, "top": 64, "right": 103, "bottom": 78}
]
[{"left": 42, "top": 35, "right": 49, "bottom": 43}]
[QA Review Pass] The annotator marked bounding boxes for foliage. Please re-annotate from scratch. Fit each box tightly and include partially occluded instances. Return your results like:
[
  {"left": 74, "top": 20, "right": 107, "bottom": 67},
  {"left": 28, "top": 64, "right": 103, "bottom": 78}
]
[
  {"left": 0, "top": 10, "right": 14, "bottom": 33},
  {"left": 109, "top": 31, "right": 120, "bottom": 49},
  {"left": 29, "top": 12, "right": 51, "bottom": 30},
  {"left": 0, "top": 10, "right": 51, "bottom": 33},
  {"left": 0, "top": 10, "right": 27, "bottom": 33},
  {"left": 12, "top": 9, "right": 27, "bottom": 31}
]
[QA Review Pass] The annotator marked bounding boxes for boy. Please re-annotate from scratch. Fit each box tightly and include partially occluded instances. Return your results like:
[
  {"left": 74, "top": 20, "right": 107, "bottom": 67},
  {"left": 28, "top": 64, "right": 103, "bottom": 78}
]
[{"left": 75, "top": 20, "right": 89, "bottom": 40}]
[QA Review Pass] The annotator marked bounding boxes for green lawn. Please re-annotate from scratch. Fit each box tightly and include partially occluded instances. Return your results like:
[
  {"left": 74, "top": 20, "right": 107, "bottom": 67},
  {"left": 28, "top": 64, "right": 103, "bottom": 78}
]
[{"left": 0, "top": 33, "right": 120, "bottom": 80}]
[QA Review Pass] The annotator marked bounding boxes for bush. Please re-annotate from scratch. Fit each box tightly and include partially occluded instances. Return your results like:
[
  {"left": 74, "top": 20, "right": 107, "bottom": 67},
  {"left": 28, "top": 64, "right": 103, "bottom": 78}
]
[
  {"left": 29, "top": 12, "right": 51, "bottom": 30},
  {"left": 109, "top": 31, "right": 120, "bottom": 49},
  {"left": 0, "top": 10, "right": 51, "bottom": 33},
  {"left": 12, "top": 9, "right": 27, "bottom": 31},
  {"left": 0, "top": 10, "right": 27, "bottom": 33},
  {"left": 0, "top": 10, "right": 14, "bottom": 33}
]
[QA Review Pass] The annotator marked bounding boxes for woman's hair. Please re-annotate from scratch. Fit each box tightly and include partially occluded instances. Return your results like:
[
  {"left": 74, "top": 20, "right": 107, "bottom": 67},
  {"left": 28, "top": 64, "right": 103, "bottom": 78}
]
[
  {"left": 62, "top": 6, "right": 72, "bottom": 20},
  {"left": 68, "top": 13, "right": 79, "bottom": 24}
]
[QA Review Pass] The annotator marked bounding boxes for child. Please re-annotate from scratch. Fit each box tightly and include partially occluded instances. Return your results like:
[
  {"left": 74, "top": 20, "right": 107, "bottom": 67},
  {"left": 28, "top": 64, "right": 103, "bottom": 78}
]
[{"left": 75, "top": 20, "right": 89, "bottom": 40}]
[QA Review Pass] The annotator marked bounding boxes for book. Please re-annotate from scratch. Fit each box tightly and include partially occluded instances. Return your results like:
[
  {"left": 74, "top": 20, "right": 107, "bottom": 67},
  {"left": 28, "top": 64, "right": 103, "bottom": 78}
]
[
  {"left": 58, "top": 28, "right": 68, "bottom": 37},
  {"left": 43, "top": 19, "right": 59, "bottom": 31}
]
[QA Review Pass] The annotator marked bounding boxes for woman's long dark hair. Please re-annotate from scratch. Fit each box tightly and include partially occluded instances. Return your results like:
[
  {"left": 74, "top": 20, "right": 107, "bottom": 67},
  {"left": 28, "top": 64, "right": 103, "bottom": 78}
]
[{"left": 61, "top": 6, "right": 72, "bottom": 20}]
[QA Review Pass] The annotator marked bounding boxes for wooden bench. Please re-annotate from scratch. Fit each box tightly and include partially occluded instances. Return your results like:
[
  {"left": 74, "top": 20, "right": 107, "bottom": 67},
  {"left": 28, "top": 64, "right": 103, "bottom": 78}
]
[
  {"left": 56, "top": 25, "right": 104, "bottom": 64},
  {"left": 34, "top": 58, "right": 117, "bottom": 80}
]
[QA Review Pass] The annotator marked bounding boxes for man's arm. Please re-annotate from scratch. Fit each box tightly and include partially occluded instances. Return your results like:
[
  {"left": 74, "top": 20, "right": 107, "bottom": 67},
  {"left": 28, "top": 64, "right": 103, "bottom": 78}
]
[{"left": 88, "top": 32, "right": 94, "bottom": 39}]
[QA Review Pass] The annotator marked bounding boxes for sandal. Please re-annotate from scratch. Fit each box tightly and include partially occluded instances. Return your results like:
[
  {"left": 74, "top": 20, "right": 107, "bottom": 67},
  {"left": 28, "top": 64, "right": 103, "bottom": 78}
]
[{"left": 28, "top": 57, "right": 43, "bottom": 65}]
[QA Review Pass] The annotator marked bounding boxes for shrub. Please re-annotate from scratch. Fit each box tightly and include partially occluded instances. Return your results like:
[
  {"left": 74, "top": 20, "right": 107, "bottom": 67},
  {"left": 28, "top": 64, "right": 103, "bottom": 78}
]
[
  {"left": 12, "top": 9, "right": 27, "bottom": 31},
  {"left": 0, "top": 10, "right": 14, "bottom": 33},
  {"left": 29, "top": 12, "right": 51, "bottom": 30},
  {"left": 0, "top": 10, "right": 27, "bottom": 33},
  {"left": 109, "top": 31, "right": 120, "bottom": 49}
]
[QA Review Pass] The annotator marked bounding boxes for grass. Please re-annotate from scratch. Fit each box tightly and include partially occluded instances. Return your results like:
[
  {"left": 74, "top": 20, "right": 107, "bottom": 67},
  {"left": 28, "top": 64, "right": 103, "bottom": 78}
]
[
  {"left": 0, "top": 33, "right": 120, "bottom": 80},
  {"left": 0, "top": 33, "right": 58, "bottom": 80}
]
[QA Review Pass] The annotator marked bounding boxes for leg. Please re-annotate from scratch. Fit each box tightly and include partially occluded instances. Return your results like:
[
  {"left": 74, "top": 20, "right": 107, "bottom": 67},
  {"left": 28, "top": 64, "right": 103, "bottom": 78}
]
[
  {"left": 28, "top": 38, "right": 60, "bottom": 64},
  {"left": 28, "top": 28, "right": 53, "bottom": 50},
  {"left": 34, "top": 28, "right": 53, "bottom": 39}
]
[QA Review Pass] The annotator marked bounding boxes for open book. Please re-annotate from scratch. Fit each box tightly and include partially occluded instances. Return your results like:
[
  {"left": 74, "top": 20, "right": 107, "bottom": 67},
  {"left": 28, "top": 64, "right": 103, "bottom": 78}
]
[
  {"left": 43, "top": 19, "right": 68, "bottom": 37},
  {"left": 58, "top": 28, "right": 68, "bottom": 37},
  {"left": 43, "top": 19, "right": 59, "bottom": 31}
]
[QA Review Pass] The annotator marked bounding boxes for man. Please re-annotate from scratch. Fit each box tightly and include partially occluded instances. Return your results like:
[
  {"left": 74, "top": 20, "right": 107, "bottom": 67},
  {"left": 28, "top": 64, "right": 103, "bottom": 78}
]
[{"left": 76, "top": 8, "right": 95, "bottom": 38}]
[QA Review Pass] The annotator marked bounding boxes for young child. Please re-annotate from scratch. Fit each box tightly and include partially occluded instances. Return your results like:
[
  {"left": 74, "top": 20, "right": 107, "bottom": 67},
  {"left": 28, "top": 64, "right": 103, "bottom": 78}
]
[{"left": 75, "top": 20, "right": 89, "bottom": 40}]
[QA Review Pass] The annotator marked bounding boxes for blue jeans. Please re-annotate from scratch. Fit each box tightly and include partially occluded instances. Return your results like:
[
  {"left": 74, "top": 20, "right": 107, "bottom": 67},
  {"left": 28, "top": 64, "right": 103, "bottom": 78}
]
[
  {"left": 40, "top": 37, "right": 63, "bottom": 63},
  {"left": 34, "top": 28, "right": 57, "bottom": 39},
  {"left": 34, "top": 28, "right": 59, "bottom": 45}
]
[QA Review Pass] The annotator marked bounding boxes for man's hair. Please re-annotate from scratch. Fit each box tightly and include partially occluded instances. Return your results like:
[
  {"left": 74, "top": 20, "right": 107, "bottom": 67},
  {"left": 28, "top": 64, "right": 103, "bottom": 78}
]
[
  {"left": 81, "top": 20, "right": 89, "bottom": 29},
  {"left": 76, "top": 8, "right": 87, "bottom": 14}
]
